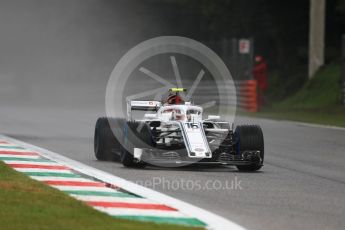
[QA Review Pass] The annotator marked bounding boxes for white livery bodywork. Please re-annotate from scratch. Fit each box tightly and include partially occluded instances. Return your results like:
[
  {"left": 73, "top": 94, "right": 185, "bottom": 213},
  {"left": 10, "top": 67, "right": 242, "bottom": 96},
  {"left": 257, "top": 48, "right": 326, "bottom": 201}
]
[{"left": 127, "top": 100, "right": 226, "bottom": 159}]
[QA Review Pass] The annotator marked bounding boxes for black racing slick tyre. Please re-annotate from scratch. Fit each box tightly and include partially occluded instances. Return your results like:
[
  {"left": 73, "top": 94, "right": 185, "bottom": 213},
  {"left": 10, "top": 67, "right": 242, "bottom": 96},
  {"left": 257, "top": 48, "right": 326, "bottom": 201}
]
[
  {"left": 235, "top": 125, "right": 264, "bottom": 172},
  {"left": 120, "top": 121, "right": 155, "bottom": 168},
  {"left": 94, "top": 117, "right": 124, "bottom": 161}
]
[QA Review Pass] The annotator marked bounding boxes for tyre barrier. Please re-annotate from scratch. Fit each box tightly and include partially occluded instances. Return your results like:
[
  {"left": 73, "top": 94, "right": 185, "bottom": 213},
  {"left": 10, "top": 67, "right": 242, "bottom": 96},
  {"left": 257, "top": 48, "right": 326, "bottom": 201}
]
[{"left": 235, "top": 80, "right": 258, "bottom": 112}]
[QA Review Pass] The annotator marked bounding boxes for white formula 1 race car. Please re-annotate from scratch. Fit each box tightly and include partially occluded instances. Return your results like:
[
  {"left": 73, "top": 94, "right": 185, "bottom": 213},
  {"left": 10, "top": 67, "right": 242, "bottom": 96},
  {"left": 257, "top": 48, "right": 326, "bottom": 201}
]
[{"left": 94, "top": 88, "right": 264, "bottom": 171}]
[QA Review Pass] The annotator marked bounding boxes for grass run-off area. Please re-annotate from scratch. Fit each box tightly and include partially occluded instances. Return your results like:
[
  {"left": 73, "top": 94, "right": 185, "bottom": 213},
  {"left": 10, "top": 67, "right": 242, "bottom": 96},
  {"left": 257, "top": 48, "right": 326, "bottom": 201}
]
[
  {"left": 0, "top": 162, "right": 202, "bottom": 230},
  {"left": 246, "top": 63, "right": 345, "bottom": 127}
]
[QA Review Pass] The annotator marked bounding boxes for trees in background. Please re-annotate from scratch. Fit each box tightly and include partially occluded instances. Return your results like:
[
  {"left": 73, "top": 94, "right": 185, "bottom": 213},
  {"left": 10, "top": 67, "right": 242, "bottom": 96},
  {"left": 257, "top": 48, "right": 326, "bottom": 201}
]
[{"left": 149, "top": 0, "right": 345, "bottom": 99}]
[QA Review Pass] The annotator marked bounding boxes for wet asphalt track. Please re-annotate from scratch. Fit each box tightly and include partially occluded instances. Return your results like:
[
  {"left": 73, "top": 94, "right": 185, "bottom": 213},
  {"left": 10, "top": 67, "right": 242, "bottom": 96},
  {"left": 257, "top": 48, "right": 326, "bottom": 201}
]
[
  {"left": 1, "top": 81, "right": 345, "bottom": 230},
  {"left": 1, "top": 1, "right": 344, "bottom": 229}
]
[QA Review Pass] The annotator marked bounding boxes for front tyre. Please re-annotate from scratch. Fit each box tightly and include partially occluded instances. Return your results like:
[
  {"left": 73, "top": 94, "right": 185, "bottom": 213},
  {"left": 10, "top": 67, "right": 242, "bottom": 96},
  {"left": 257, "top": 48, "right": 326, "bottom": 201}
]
[
  {"left": 235, "top": 125, "right": 264, "bottom": 172},
  {"left": 121, "top": 121, "right": 155, "bottom": 168},
  {"left": 94, "top": 117, "right": 124, "bottom": 161}
]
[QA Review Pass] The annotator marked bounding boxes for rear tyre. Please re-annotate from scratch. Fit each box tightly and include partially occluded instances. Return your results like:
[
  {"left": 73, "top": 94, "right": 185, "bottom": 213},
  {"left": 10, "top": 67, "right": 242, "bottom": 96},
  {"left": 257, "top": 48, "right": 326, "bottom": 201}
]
[
  {"left": 121, "top": 121, "right": 155, "bottom": 168},
  {"left": 235, "top": 125, "right": 264, "bottom": 171},
  {"left": 94, "top": 117, "right": 124, "bottom": 161}
]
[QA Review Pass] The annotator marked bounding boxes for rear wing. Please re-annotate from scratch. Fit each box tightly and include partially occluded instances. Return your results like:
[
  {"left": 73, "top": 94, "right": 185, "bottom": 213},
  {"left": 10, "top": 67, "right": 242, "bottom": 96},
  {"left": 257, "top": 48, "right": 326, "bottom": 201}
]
[{"left": 127, "top": 100, "right": 161, "bottom": 120}]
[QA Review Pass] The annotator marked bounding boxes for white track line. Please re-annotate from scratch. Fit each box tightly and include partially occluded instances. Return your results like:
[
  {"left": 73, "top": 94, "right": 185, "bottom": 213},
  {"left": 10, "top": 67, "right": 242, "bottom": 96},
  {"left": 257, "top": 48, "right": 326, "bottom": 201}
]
[
  {"left": 0, "top": 154, "right": 41, "bottom": 159},
  {"left": 240, "top": 116, "right": 345, "bottom": 131},
  {"left": 71, "top": 195, "right": 159, "bottom": 204},
  {"left": 94, "top": 207, "right": 188, "bottom": 218},
  {"left": 14, "top": 168, "right": 73, "bottom": 173},
  {"left": 51, "top": 186, "right": 116, "bottom": 192},
  {"left": 61, "top": 189, "right": 123, "bottom": 194},
  {"left": 290, "top": 121, "right": 345, "bottom": 131},
  {"left": 0, "top": 135, "right": 245, "bottom": 230},
  {"left": 3, "top": 161, "right": 63, "bottom": 166},
  {"left": 30, "top": 176, "right": 94, "bottom": 182},
  {"left": 0, "top": 148, "right": 39, "bottom": 153},
  {"left": 0, "top": 143, "right": 21, "bottom": 147}
]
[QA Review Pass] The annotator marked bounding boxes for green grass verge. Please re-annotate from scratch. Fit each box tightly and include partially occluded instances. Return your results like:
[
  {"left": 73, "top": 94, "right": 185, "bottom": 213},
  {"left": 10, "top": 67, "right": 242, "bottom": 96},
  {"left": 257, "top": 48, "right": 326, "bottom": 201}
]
[
  {"left": 244, "top": 63, "right": 345, "bottom": 127},
  {"left": 275, "top": 63, "right": 342, "bottom": 109},
  {"left": 0, "top": 162, "right": 203, "bottom": 230}
]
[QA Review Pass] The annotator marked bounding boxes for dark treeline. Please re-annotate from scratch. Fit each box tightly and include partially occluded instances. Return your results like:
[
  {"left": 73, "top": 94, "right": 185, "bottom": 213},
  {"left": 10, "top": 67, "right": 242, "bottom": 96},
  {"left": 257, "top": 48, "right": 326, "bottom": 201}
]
[
  {"left": 1, "top": 0, "right": 344, "bottom": 100},
  {"left": 139, "top": 0, "right": 345, "bottom": 97}
]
